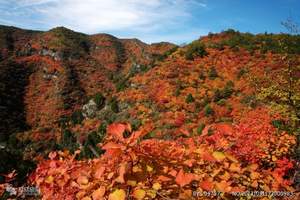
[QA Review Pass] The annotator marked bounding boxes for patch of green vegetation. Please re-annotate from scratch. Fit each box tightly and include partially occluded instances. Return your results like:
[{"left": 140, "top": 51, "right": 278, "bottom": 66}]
[
  {"left": 77, "top": 131, "right": 105, "bottom": 160},
  {"left": 71, "top": 110, "right": 84, "bottom": 125},
  {"left": 130, "top": 118, "right": 142, "bottom": 131},
  {"left": 204, "top": 104, "right": 214, "bottom": 117},
  {"left": 213, "top": 81, "right": 234, "bottom": 102},
  {"left": 209, "top": 29, "right": 300, "bottom": 54},
  {"left": 154, "top": 46, "right": 179, "bottom": 61},
  {"left": 216, "top": 99, "right": 227, "bottom": 106},
  {"left": 59, "top": 129, "right": 79, "bottom": 153},
  {"left": 185, "top": 41, "right": 208, "bottom": 60},
  {"left": 143, "top": 131, "right": 156, "bottom": 139},
  {"left": 196, "top": 123, "right": 205, "bottom": 135},
  {"left": 109, "top": 97, "right": 119, "bottom": 113},
  {"left": 186, "top": 93, "right": 195, "bottom": 103},
  {"left": 47, "top": 27, "right": 90, "bottom": 57},
  {"left": 93, "top": 92, "right": 106, "bottom": 109}
]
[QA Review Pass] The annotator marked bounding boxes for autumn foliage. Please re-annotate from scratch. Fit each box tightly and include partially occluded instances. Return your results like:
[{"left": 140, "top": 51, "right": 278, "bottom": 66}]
[{"left": 0, "top": 26, "right": 300, "bottom": 199}]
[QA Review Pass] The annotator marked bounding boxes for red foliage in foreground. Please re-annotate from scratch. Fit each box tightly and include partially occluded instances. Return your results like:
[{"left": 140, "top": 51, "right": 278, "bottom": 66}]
[{"left": 27, "top": 109, "right": 298, "bottom": 199}]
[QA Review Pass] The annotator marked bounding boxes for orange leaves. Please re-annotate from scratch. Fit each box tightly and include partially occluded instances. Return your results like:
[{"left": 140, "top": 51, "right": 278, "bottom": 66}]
[
  {"left": 92, "top": 186, "right": 106, "bottom": 199},
  {"left": 115, "top": 162, "right": 127, "bottom": 183},
  {"left": 94, "top": 166, "right": 105, "bottom": 180},
  {"left": 175, "top": 169, "right": 196, "bottom": 187},
  {"left": 107, "top": 123, "right": 127, "bottom": 141},
  {"left": 77, "top": 175, "right": 89, "bottom": 185},
  {"left": 199, "top": 180, "right": 214, "bottom": 191}
]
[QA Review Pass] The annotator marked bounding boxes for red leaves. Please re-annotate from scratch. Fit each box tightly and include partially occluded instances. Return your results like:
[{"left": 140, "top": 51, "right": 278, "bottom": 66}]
[
  {"left": 107, "top": 124, "right": 127, "bottom": 141},
  {"left": 199, "top": 180, "right": 214, "bottom": 191},
  {"left": 175, "top": 169, "right": 196, "bottom": 187}
]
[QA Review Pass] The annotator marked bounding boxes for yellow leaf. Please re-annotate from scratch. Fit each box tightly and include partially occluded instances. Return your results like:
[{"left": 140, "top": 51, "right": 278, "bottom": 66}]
[
  {"left": 272, "top": 155, "right": 277, "bottom": 162},
  {"left": 127, "top": 180, "right": 137, "bottom": 187},
  {"left": 108, "top": 189, "right": 126, "bottom": 200},
  {"left": 133, "top": 165, "right": 142, "bottom": 173},
  {"left": 152, "top": 183, "right": 161, "bottom": 191},
  {"left": 132, "top": 189, "right": 146, "bottom": 200},
  {"left": 146, "top": 165, "right": 153, "bottom": 172},
  {"left": 45, "top": 175, "right": 54, "bottom": 184},
  {"left": 212, "top": 151, "right": 226, "bottom": 162},
  {"left": 146, "top": 190, "right": 157, "bottom": 198}
]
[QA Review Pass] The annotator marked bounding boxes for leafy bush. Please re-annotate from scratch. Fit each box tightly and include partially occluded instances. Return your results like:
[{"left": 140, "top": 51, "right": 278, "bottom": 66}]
[
  {"left": 197, "top": 123, "right": 205, "bottom": 135},
  {"left": 155, "top": 46, "right": 178, "bottom": 61},
  {"left": 213, "top": 81, "right": 234, "bottom": 102},
  {"left": 208, "top": 67, "right": 218, "bottom": 80},
  {"left": 131, "top": 119, "right": 142, "bottom": 131},
  {"left": 93, "top": 93, "right": 105, "bottom": 109},
  {"left": 240, "top": 95, "right": 258, "bottom": 108},
  {"left": 216, "top": 99, "right": 226, "bottom": 106},
  {"left": 143, "top": 131, "right": 156, "bottom": 139},
  {"left": 77, "top": 131, "right": 105, "bottom": 159},
  {"left": 186, "top": 93, "right": 195, "bottom": 103},
  {"left": 237, "top": 68, "right": 248, "bottom": 79},
  {"left": 199, "top": 71, "right": 206, "bottom": 80},
  {"left": 204, "top": 104, "right": 214, "bottom": 116},
  {"left": 60, "top": 129, "right": 79, "bottom": 153},
  {"left": 71, "top": 110, "right": 84, "bottom": 125},
  {"left": 47, "top": 27, "right": 90, "bottom": 57},
  {"left": 185, "top": 41, "right": 208, "bottom": 60},
  {"left": 110, "top": 97, "right": 119, "bottom": 113}
]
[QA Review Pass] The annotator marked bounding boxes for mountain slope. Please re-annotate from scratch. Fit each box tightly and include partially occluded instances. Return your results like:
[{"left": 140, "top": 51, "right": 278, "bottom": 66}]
[{"left": 0, "top": 27, "right": 299, "bottom": 199}]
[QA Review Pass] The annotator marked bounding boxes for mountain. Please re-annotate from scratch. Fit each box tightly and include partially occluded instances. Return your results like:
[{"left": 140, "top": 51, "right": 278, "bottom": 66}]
[
  {"left": 0, "top": 26, "right": 177, "bottom": 139},
  {"left": 0, "top": 26, "right": 299, "bottom": 199}
]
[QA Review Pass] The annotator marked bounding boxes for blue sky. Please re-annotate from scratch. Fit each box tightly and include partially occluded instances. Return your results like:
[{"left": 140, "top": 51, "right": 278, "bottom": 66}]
[{"left": 0, "top": 0, "right": 299, "bottom": 44}]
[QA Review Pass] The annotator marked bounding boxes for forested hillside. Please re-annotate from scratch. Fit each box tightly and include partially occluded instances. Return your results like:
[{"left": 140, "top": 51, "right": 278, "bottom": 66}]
[{"left": 0, "top": 26, "right": 299, "bottom": 199}]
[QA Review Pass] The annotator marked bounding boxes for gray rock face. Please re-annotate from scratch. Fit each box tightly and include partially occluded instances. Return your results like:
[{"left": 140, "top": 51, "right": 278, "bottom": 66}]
[
  {"left": 39, "top": 49, "right": 63, "bottom": 61},
  {"left": 42, "top": 67, "right": 59, "bottom": 80},
  {"left": 82, "top": 99, "right": 98, "bottom": 118}
]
